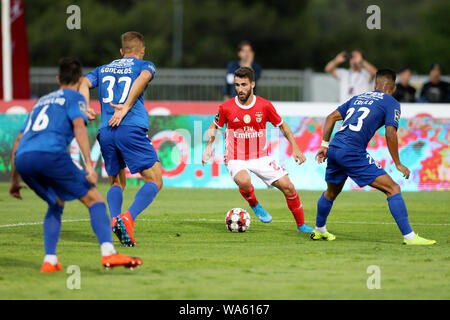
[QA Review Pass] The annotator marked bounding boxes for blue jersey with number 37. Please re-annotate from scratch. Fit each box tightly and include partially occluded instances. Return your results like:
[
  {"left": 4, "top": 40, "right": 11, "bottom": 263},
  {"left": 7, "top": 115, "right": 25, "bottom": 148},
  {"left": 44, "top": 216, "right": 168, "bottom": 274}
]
[
  {"left": 86, "top": 57, "right": 156, "bottom": 130},
  {"left": 16, "top": 89, "right": 88, "bottom": 156},
  {"left": 330, "top": 90, "right": 401, "bottom": 152}
]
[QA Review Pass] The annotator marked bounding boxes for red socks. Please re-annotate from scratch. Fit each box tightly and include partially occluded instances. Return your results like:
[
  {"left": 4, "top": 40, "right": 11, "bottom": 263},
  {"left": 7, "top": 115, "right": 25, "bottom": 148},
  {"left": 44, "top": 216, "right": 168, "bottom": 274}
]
[
  {"left": 239, "top": 186, "right": 304, "bottom": 226},
  {"left": 239, "top": 185, "right": 258, "bottom": 207},
  {"left": 285, "top": 191, "right": 305, "bottom": 226}
]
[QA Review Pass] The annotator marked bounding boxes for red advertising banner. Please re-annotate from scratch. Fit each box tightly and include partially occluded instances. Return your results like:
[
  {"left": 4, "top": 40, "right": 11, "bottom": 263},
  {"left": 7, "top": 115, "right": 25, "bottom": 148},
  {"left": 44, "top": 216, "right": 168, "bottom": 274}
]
[{"left": 0, "top": 0, "right": 30, "bottom": 99}]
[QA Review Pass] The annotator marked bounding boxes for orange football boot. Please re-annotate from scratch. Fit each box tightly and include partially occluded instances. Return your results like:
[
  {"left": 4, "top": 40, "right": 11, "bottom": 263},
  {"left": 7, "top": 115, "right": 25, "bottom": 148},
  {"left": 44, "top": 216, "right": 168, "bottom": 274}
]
[
  {"left": 101, "top": 253, "right": 143, "bottom": 269},
  {"left": 111, "top": 216, "right": 122, "bottom": 243},
  {"left": 115, "top": 211, "right": 136, "bottom": 247},
  {"left": 41, "top": 261, "right": 63, "bottom": 273},
  {"left": 111, "top": 216, "right": 118, "bottom": 228}
]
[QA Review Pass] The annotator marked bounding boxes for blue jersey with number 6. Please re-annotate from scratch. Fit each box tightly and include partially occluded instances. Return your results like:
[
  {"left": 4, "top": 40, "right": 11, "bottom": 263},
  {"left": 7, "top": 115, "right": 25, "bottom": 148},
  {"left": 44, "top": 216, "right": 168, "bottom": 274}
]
[
  {"left": 330, "top": 90, "right": 401, "bottom": 152},
  {"left": 16, "top": 89, "right": 88, "bottom": 157},
  {"left": 85, "top": 57, "right": 156, "bottom": 130}
]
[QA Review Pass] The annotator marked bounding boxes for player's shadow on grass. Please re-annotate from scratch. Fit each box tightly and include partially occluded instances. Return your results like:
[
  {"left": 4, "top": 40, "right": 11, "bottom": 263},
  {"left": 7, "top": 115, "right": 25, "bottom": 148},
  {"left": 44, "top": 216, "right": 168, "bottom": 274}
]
[
  {"left": 176, "top": 220, "right": 293, "bottom": 236},
  {"left": 173, "top": 221, "right": 226, "bottom": 233},
  {"left": 0, "top": 256, "right": 41, "bottom": 270},
  {"left": 332, "top": 232, "right": 395, "bottom": 244},
  {"left": 59, "top": 229, "right": 97, "bottom": 243}
]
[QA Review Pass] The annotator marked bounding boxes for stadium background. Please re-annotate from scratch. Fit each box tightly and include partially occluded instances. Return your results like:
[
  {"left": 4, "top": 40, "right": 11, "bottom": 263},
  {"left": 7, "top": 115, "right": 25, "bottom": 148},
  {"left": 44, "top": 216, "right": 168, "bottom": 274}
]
[{"left": 0, "top": 0, "right": 449, "bottom": 191}]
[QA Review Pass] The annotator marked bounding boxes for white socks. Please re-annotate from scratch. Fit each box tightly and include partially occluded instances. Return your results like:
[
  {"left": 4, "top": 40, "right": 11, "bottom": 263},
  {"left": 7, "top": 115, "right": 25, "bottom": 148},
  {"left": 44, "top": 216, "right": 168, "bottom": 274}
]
[
  {"left": 403, "top": 231, "right": 416, "bottom": 241},
  {"left": 43, "top": 254, "right": 58, "bottom": 266},
  {"left": 315, "top": 226, "right": 327, "bottom": 233},
  {"left": 100, "top": 242, "right": 116, "bottom": 256}
]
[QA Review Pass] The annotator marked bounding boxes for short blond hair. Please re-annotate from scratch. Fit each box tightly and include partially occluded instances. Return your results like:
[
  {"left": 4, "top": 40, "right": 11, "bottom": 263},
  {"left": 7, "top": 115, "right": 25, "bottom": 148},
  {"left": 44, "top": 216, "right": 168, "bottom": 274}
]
[{"left": 121, "top": 31, "right": 145, "bottom": 54}]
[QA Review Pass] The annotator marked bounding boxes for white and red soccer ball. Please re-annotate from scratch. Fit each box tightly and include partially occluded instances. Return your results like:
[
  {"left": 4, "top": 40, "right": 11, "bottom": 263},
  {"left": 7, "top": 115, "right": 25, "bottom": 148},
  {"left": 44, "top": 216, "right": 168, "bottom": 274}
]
[{"left": 225, "top": 208, "right": 251, "bottom": 232}]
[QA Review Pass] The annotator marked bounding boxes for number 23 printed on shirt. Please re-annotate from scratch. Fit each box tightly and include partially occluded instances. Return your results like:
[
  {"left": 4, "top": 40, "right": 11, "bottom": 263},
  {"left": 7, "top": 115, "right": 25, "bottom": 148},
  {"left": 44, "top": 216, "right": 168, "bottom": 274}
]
[{"left": 340, "top": 107, "right": 371, "bottom": 132}]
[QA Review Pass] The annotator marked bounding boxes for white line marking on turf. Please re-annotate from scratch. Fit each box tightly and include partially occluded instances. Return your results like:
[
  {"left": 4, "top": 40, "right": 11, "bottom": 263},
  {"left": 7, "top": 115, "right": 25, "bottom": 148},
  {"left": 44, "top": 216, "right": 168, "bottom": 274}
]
[
  {"left": 0, "top": 219, "right": 89, "bottom": 228},
  {"left": 0, "top": 218, "right": 448, "bottom": 228}
]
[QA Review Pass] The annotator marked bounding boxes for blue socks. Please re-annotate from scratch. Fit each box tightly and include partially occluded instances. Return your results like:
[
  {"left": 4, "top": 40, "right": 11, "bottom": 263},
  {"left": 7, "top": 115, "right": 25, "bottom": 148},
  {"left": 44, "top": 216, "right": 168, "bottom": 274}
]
[
  {"left": 129, "top": 182, "right": 159, "bottom": 221},
  {"left": 43, "top": 204, "right": 64, "bottom": 255},
  {"left": 89, "top": 202, "right": 112, "bottom": 244},
  {"left": 107, "top": 186, "right": 123, "bottom": 218},
  {"left": 314, "top": 191, "right": 412, "bottom": 236},
  {"left": 316, "top": 193, "right": 334, "bottom": 228},
  {"left": 387, "top": 193, "right": 413, "bottom": 235}
]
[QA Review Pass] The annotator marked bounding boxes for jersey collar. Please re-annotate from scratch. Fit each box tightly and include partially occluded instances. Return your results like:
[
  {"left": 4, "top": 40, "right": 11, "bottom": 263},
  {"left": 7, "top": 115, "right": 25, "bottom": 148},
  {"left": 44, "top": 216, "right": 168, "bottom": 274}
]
[{"left": 234, "top": 95, "right": 256, "bottom": 109}]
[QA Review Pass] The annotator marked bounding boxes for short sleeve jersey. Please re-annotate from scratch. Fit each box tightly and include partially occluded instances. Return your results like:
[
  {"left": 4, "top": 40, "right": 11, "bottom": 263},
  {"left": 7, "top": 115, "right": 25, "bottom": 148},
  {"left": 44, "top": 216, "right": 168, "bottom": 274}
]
[
  {"left": 331, "top": 90, "right": 401, "bottom": 152},
  {"left": 214, "top": 95, "right": 283, "bottom": 161},
  {"left": 85, "top": 57, "right": 156, "bottom": 130},
  {"left": 16, "top": 89, "right": 88, "bottom": 156}
]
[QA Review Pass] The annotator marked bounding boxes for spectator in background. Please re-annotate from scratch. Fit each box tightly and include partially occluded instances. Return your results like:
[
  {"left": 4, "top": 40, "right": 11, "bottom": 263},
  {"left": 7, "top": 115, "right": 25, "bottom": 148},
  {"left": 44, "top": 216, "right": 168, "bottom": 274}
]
[
  {"left": 325, "top": 50, "right": 377, "bottom": 103},
  {"left": 224, "top": 41, "right": 262, "bottom": 100},
  {"left": 419, "top": 64, "right": 450, "bottom": 103},
  {"left": 393, "top": 67, "right": 416, "bottom": 102}
]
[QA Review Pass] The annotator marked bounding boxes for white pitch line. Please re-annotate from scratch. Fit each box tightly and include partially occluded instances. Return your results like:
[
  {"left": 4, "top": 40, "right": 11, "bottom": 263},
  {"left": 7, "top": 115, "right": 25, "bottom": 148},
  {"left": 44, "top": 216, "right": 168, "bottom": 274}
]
[
  {"left": 0, "top": 218, "right": 448, "bottom": 228},
  {"left": 0, "top": 219, "right": 90, "bottom": 228}
]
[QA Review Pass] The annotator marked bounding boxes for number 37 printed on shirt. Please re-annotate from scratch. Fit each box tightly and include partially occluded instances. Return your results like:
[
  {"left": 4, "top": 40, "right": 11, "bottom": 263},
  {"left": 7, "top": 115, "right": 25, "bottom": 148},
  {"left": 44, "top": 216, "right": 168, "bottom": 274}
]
[{"left": 101, "top": 76, "right": 132, "bottom": 104}]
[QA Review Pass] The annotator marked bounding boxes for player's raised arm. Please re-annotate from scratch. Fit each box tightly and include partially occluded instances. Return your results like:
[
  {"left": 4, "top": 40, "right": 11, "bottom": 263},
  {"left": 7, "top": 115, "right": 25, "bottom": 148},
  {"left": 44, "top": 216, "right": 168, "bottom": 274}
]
[
  {"left": 279, "top": 122, "right": 306, "bottom": 165},
  {"left": 79, "top": 77, "right": 97, "bottom": 120},
  {"left": 9, "top": 133, "right": 26, "bottom": 199},
  {"left": 362, "top": 59, "right": 377, "bottom": 79},
  {"left": 324, "top": 51, "right": 346, "bottom": 78},
  {"left": 315, "top": 110, "right": 343, "bottom": 163},
  {"left": 109, "top": 69, "right": 153, "bottom": 127},
  {"left": 385, "top": 126, "right": 410, "bottom": 179},
  {"left": 73, "top": 118, "right": 97, "bottom": 185},
  {"left": 202, "top": 122, "right": 219, "bottom": 165}
]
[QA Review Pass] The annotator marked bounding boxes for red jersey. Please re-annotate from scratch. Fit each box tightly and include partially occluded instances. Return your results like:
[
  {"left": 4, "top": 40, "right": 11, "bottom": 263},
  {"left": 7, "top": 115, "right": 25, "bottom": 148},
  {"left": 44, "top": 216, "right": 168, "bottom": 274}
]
[{"left": 214, "top": 95, "right": 283, "bottom": 161}]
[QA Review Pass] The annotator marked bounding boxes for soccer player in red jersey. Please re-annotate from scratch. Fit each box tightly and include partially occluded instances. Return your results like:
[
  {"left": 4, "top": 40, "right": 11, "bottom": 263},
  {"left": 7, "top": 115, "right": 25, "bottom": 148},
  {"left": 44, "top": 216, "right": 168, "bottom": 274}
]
[{"left": 202, "top": 67, "right": 313, "bottom": 232}]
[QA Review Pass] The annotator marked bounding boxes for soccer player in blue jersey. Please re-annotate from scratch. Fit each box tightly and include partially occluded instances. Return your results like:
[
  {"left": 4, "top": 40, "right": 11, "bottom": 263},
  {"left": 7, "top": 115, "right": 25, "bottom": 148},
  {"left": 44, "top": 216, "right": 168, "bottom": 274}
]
[
  {"left": 79, "top": 31, "right": 162, "bottom": 247},
  {"left": 312, "top": 69, "right": 436, "bottom": 245},
  {"left": 9, "top": 58, "right": 143, "bottom": 272}
]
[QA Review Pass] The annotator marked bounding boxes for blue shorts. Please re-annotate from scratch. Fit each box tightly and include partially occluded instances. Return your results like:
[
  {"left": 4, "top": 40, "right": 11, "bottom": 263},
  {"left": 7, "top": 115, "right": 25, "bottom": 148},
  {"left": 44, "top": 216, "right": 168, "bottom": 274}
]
[
  {"left": 15, "top": 152, "right": 92, "bottom": 206},
  {"left": 325, "top": 146, "right": 387, "bottom": 187},
  {"left": 97, "top": 125, "right": 159, "bottom": 176}
]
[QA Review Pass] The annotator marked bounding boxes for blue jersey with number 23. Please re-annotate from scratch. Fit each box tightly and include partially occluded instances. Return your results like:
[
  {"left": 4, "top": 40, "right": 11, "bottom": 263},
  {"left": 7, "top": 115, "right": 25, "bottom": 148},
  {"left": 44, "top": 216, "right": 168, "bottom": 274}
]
[{"left": 330, "top": 90, "right": 401, "bottom": 152}]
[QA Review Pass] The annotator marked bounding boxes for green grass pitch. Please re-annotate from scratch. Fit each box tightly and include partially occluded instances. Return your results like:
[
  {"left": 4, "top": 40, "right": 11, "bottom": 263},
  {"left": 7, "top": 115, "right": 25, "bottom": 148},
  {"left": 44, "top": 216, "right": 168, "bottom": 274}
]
[{"left": 0, "top": 183, "right": 448, "bottom": 300}]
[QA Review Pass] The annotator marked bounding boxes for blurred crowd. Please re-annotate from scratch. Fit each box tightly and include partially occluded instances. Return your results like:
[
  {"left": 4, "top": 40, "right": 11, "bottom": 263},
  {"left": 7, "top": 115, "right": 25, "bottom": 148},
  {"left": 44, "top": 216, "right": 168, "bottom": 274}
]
[
  {"left": 223, "top": 43, "right": 449, "bottom": 103},
  {"left": 325, "top": 51, "right": 449, "bottom": 103}
]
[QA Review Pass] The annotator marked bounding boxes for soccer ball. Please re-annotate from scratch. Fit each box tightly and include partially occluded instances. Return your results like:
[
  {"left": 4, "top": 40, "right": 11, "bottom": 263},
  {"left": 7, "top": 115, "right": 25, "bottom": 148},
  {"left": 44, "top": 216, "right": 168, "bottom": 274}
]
[{"left": 225, "top": 208, "right": 251, "bottom": 232}]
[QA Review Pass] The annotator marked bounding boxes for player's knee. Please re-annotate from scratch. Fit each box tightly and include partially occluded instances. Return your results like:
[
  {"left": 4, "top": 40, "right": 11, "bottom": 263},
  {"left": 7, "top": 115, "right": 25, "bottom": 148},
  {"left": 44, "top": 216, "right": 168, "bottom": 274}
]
[
  {"left": 155, "top": 177, "right": 163, "bottom": 190},
  {"left": 55, "top": 197, "right": 65, "bottom": 207},
  {"left": 237, "top": 180, "right": 251, "bottom": 190},
  {"left": 80, "top": 187, "right": 104, "bottom": 207},
  {"left": 388, "top": 183, "right": 401, "bottom": 197},
  {"left": 283, "top": 183, "right": 297, "bottom": 196},
  {"left": 142, "top": 173, "right": 163, "bottom": 190},
  {"left": 324, "top": 189, "right": 339, "bottom": 200},
  {"left": 236, "top": 176, "right": 252, "bottom": 190},
  {"left": 110, "top": 178, "right": 125, "bottom": 189},
  {"left": 48, "top": 202, "right": 64, "bottom": 215},
  {"left": 111, "top": 181, "right": 124, "bottom": 190}
]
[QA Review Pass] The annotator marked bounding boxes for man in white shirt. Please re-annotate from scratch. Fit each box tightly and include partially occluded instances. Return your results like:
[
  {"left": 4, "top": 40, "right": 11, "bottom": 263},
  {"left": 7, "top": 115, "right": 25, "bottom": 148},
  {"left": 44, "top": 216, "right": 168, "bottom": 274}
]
[{"left": 325, "top": 50, "right": 377, "bottom": 102}]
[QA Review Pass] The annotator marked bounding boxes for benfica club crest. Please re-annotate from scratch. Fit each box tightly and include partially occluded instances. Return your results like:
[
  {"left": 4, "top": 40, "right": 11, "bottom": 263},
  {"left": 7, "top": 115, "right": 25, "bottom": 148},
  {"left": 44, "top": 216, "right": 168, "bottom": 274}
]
[{"left": 255, "top": 112, "right": 263, "bottom": 123}]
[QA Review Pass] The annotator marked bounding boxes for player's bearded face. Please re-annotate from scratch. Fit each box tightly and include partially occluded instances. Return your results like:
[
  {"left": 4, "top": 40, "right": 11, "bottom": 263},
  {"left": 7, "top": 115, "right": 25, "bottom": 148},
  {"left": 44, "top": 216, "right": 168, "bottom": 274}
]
[{"left": 235, "top": 78, "right": 253, "bottom": 103}]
